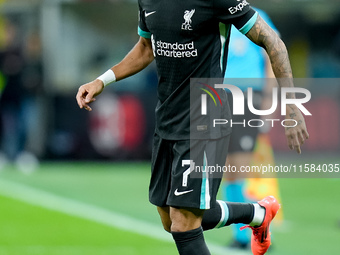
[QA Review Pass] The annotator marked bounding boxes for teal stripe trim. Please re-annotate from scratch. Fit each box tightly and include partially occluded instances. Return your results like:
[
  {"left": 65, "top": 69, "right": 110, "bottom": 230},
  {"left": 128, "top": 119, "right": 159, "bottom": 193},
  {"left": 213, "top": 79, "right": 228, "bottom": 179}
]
[
  {"left": 215, "top": 200, "right": 229, "bottom": 228},
  {"left": 200, "top": 151, "right": 210, "bottom": 209},
  {"left": 239, "top": 12, "right": 258, "bottom": 35},
  {"left": 138, "top": 26, "right": 151, "bottom": 39}
]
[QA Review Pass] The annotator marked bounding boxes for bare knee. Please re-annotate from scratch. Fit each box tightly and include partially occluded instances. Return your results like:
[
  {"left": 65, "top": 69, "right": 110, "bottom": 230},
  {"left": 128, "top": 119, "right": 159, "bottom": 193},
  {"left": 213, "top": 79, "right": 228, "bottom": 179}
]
[{"left": 170, "top": 207, "right": 204, "bottom": 232}]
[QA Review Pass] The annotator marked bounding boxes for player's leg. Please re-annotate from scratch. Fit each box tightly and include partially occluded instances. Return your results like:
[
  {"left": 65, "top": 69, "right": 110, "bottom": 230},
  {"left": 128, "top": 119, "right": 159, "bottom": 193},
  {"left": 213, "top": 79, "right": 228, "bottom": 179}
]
[
  {"left": 157, "top": 194, "right": 269, "bottom": 254},
  {"left": 170, "top": 206, "right": 211, "bottom": 255},
  {"left": 200, "top": 196, "right": 280, "bottom": 255},
  {"left": 149, "top": 135, "right": 211, "bottom": 255},
  {"left": 201, "top": 200, "right": 264, "bottom": 230},
  {"left": 157, "top": 206, "right": 211, "bottom": 255},
  {"left": 198, "top": 133, "right": 279, "bottom": 255},
  {"left": 166, "top": 138, "right": 221, "bottom": 255},
  {"left": 150, "top": 134, "right": 278, "bottom": 255},
  {"left": 157, "top": 206, "right": 210, "bottom": 255}
]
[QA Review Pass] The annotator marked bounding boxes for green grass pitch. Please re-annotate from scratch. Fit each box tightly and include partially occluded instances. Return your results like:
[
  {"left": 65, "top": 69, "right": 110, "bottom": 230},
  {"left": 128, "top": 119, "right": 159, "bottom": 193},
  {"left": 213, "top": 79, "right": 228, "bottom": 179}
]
[{"left": 0, "top": 161, "right": 339, "bottom": 255}]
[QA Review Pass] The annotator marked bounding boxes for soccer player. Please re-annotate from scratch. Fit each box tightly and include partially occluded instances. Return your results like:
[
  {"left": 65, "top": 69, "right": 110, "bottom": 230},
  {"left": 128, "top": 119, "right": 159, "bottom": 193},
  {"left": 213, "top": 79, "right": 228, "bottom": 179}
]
[
  {"left": 76, "top": 1, "right": 309, "bottom": 254},
  {"left": 222, "top": 8, "right": 279, "bottom": 249}
]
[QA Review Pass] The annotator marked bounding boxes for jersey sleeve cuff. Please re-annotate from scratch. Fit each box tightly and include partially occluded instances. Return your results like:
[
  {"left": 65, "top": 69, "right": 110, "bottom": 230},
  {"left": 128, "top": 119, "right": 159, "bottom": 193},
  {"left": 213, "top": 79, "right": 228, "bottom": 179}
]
[
  {"left": 138, "top": 26, "right": 151, "bottom": 39},
  {"left": 238, "top": 12, "right": 258, "bottom": 35}
]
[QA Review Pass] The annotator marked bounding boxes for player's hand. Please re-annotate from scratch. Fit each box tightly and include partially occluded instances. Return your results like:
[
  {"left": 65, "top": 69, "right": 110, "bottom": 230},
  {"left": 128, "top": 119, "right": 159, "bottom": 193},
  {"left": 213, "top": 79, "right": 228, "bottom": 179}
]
[
  {"left": 284, "top": 104, "right": 309, "bottom": 154},
  {"left": 76, "top": 79, "right": 104, "bottom": 111}
]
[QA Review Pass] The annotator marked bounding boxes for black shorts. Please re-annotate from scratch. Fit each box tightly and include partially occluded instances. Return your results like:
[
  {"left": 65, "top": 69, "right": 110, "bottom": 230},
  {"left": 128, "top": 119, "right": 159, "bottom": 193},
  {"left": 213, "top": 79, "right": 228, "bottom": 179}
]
[
  {"left": 149, "top": 133, "right": 230, "bottom": 209},
  {"left": 228, "top": 91, "right": 262, "bottom": 154}
]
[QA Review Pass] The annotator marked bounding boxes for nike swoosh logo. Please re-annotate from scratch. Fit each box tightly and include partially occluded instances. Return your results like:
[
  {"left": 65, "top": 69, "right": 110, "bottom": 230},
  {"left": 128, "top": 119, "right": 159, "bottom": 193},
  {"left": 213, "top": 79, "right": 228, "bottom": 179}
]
[
  {"left": 174, "top": 189, "right": 193, "bottom": 196},
  {"left": 145, "top": 11, "right": 156, "bottom": 17}
]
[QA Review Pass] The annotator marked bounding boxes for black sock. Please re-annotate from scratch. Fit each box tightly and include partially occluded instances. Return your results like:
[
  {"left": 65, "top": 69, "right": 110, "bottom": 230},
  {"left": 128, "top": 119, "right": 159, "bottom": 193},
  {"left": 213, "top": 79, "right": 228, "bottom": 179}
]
[
  {"left": 202, "top": 201, "right": 254, "bottom": 231},
  {"left": 171, "top": 227, "right": 211, "bottom": 255},
  {"left": 225, "top": 202, "right": 254, "bottom": 225}
]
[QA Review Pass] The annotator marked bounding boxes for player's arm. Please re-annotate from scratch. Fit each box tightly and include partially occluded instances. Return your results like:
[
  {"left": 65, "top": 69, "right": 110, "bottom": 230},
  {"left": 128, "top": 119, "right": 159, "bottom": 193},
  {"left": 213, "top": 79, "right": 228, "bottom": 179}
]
[
  {"left": 261, "top": 54, "right": 276, "bottom": 120},
  {"left": 245, "top": 15, "right": 291, "bottom": 79},
  {"left": 76, "top": 36, "right": 154, "bottom": 111},
  {"left": 245, "top": 15, "right": 309, "bottom": 154}
]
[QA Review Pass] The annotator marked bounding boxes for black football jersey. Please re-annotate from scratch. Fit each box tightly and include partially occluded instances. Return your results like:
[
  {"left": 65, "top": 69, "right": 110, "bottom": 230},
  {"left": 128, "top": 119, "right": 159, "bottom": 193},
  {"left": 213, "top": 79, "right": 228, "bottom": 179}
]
[{"left": 138, "top": 0, "right": 257, "bottom": 140}]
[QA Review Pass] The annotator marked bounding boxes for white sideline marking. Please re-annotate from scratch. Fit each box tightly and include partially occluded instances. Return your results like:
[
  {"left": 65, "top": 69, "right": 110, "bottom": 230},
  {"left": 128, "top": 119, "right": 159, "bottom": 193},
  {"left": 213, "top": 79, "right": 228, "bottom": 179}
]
[
  {"left": 0, "top": 179, "right": 171, "bottom": 241},
  {"left": 0, "top": 179, "right": 238, "bottom": 255}
]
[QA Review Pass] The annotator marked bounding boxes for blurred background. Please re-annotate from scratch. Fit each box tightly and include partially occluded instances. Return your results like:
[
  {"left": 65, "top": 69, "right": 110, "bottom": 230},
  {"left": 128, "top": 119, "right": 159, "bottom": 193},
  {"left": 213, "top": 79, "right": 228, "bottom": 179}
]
[{"left": 0, "top": 0, "right": 339, "bottom": 255}]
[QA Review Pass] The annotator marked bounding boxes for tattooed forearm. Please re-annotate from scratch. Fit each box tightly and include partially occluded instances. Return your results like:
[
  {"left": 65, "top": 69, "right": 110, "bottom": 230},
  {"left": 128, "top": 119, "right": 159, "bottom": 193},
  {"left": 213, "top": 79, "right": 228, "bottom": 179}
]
[
  {"left": 246, "top": 15, "right": 294, "bottom": 87},
  {"left": 245, "top": 16, "right": 310, "bottom": 153}
]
